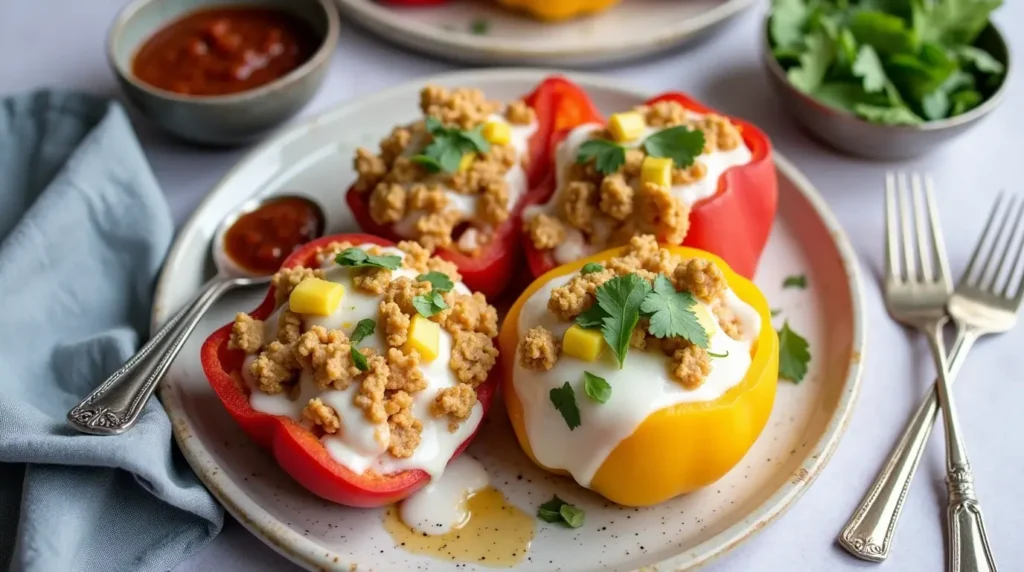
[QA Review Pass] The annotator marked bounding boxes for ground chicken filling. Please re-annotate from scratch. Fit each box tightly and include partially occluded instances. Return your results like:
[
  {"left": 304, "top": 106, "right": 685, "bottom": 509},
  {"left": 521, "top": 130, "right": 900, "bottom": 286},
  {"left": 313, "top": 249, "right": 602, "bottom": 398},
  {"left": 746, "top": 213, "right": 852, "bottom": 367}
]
[
  {"left": 525, "top": 101, "right": 745, "bottom": 256},
  {"left": 352, "top": 85, "right": 537, "bottom": 255},
  {"left": 515, "top": 235, "right": 744, "bottom": 389},
  {"left": 228, "top": 240, "right": 498, "bottom": 462}
]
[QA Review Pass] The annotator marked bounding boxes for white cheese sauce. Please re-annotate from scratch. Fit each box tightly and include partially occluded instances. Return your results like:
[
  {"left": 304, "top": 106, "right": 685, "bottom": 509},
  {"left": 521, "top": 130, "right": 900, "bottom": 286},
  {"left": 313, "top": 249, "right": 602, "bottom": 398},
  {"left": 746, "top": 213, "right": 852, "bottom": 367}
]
[
  {"left": 242, "top": 244, "right": 484, "bottom": 479},
  {"left": 399, "top": 455, "right": 489, "bottom": 535},
  {"left": 522, "top": 117, "right": 753, "bottom": 265},
  {"left": 512, "top": 272, "right": 761, "bottom": 487},
  {"left": 393, "top": 115, "right": 538, "bottom": 241}
]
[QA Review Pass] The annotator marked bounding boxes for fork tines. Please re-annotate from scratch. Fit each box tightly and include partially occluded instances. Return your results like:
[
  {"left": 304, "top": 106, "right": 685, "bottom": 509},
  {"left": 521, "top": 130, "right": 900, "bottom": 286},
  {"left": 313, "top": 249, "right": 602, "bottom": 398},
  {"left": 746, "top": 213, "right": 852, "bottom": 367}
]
[
  {"left": 960, "top": 192, "right": 1024, "bottom": 301},
  {"left": 885, "top": 171, "right": 952, "bottom": 285}
]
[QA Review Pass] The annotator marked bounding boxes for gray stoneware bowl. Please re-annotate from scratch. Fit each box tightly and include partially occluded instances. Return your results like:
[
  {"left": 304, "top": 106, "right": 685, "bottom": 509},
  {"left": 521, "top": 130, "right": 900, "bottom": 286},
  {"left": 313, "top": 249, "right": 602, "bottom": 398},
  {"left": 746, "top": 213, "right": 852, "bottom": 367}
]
[
  {"left": 108, "top": 0, "right": 339, "bottom": 145},
  {"left": 762, "top": 20, "right": 1010, "bottom": 160}
]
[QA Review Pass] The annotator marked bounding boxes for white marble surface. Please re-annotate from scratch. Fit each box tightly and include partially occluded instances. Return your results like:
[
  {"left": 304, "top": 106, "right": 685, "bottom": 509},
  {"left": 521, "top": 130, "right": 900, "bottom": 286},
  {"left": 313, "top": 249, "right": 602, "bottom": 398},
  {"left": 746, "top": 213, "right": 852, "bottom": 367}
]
[{"left": 3, "top": 1, "right": 1023, "bottom": 570}]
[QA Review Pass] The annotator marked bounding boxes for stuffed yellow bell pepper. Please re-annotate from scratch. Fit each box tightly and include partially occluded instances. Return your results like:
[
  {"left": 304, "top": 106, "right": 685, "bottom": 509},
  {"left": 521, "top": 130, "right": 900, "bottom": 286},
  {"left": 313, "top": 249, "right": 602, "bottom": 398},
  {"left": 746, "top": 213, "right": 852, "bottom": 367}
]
[
  {"left": 495, "top": 0, "right": 621, "bottom": 21},
  {"left": 500, "top": 235, "right": 779, "bottom": 507}
]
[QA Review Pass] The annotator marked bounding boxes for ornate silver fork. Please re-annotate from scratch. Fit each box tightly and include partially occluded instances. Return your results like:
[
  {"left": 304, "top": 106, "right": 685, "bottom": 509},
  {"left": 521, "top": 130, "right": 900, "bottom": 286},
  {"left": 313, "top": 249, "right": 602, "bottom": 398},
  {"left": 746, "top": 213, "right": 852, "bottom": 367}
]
[{"left": 840, "top": 173, "right": 1023, "bottom": 572}]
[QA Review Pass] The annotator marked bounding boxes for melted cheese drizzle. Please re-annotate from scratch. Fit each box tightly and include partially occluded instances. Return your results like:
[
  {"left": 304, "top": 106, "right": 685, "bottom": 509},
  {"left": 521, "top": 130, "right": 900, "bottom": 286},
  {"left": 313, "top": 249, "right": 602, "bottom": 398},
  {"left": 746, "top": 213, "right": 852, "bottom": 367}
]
[
  {"left": 512, "top": 272, "right": 761, "bottom": 487},
  {"left": 243, "top": 244, "right": 483, "bottom": 479},
  {"left": 524, "top": 117, "right": 753, "bottom": 265}
]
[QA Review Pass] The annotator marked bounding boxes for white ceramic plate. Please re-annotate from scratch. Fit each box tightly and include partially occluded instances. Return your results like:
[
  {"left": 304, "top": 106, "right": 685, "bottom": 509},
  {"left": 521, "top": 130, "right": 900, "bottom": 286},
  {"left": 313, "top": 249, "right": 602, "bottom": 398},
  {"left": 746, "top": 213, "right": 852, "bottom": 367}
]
[
  {"left": 156, "top": 69, "right": 865, "bottom": 571},
  {"left": 333, "top": 0, "right": 757, "bottom": 67}
]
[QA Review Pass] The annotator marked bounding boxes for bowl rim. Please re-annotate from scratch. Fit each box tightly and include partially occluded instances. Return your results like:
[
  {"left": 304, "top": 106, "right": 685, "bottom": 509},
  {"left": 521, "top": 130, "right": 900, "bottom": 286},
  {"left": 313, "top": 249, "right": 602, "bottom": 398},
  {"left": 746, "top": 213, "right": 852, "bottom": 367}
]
[
  {"left": 760, "top": 14, "right": 1011, "bottom": 132},
  {"left": 106, "top": 0, "right": 340, "bottom": 105}
]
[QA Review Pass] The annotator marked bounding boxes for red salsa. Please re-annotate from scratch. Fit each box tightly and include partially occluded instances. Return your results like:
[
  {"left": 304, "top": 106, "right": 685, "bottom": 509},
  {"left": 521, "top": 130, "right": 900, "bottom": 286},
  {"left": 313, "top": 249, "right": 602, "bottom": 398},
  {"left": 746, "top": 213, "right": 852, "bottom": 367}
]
[
  {"left": 132, "top": 7, "right": 318, "bottom": 96},
  {"left": 224, "top": 197, "right": 324, "bottom": 275}
]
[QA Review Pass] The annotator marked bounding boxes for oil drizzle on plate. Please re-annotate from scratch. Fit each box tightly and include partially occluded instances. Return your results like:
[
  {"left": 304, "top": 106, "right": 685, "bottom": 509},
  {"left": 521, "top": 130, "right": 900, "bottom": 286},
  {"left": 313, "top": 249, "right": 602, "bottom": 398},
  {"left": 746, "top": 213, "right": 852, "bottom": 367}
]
[{"left": 384, "top": 486, "right": 534, "bottom": 566}]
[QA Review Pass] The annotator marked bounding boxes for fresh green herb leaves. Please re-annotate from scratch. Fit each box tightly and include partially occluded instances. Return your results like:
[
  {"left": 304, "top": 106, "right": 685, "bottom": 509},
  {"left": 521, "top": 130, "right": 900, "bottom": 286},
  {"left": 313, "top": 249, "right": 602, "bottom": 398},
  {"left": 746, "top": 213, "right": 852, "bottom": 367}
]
[
  {"left": 412, "top": 290, "right": 448, "bottom": 318},
  {"left": 782, "top": 274, "right": 807, "bottom": 289},
  {"left": 778, "top": 321, "right": 811, "bottom": 383},
  {"left": 411, "top": 116, "right": 491, "bottom": 173},
  {"left": 350, "top": 319, "right": 376, "bottom": 344},
  {"left": 469, "top": 18, "right": 490, "bottom": 35},
  {"left": 708, "top": 350, "right": 730, "bottom": 358},
  {"left": 770, "top": 308, "right": 783, "bottom": 318},
  {"left": 640, "top": 275, "right": 709, "bottom": 347},
  {"left": 642, "top": 126, "right": 705, "bottom": 170},
  {"left": 537, "top": 496, "right": 585, "bottom": 528},
  {"left": 575, "top": 304, "right": 605, "bottom": 329},
  {"left": 577, "top": 126, "right": 704, "bottom": 175},
  {"left": 349, "top": 318, "right": 376, "bottom": 372},
  {"left": 581, "top": 262, "right": 605, "bottom": 275},
  {"left": 416, "top": 271, "right": 454, "bottom": 293},
  {"left": 577, "top": 139, "right": 626, "bottom": 176},
  {"left": 336, "top": 248, "right": 402, "bottom": 271},
  {"left": 549, "top": 382, "right": 581, "bottom": 430},
  {"left": 769, "top": 0, "right": 1004, "bottom": 123},
  {"left": 583, "top": 372, "right": 611, "bottom": 404},
  {"left": 594, "top": 274, "right": 652, "bottom": 368}
]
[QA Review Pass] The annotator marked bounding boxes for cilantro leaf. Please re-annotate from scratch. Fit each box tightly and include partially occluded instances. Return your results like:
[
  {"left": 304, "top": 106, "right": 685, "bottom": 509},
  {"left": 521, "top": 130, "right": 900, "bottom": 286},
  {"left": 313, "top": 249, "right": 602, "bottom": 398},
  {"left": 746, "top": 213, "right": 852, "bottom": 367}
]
[
  {"left": 640, "top": 275, "right": 709, "bottom": 347},
  {"left": 782, "top": 274, "right": 807, "bottom": 289},
  {"left": 549, "top": 382, "right": 581, "bottom": 430},
  {"left": 416, "top": 271, "right": 454, "bottom": 293},
  {"left": 595, "top": 274, "right": 652, "bottom": 368},
  {"left": 950, "top": 89, "right": 982, "bottom": 116},
  {"left": 956, "top": 46, "right": 1004, "bottom": 75},
  {"left": 350, "top": 319, "right": 376, "bottom": 344},
  {"left": 583, "top": 372, "right": 611, "bottom": 404},
  {"left": 787, "top": 31, "right": 835, "bottom": 93},
  {"left": 412, "top": 291, "right": 448, "bottom": 318},
  {"left": 854, "top": 104, "right": 924, "bottom": 125},
  {"left": 852, "top": 45, "right": 888, "bottom": 93},
  {"left": 581, "top": 262, "right": 604, "bottom": 275},
  {"left": 771, "top": 308, "right": 783, "bottom": 318},
  {"left": 916, "top": 0, "right": 1001, "bottom": 47},
  {"left": 351, "top": 347, "right": 369, "bottom": 372},
  {"left": 577, "top": 139, "right": 626, "bottom": 175},
  {"left": 411, "top": 119, "right": 490, "bottom": 173},
  {"left": 575, "top": 304, "right": 606, "bottom": 329},
  {"left": 642, "top": 126, "right": 705, "bottom": 169},
  {"left": 335, "top": 248, "right": 402, "bottom": 270},
  {"left": 559, "top": 504, "right": 585, "bottom": 528},
  {"left": 537, "top": 496, "right": 567, "bottom": 523},
  {"left": 770, "top": 0, "right": 810, "bottom": 49},
  {"left": 778, "top": 321, "right": 811, "bottom": 383},
  {"left": 849, "top": 11, "right": 917, "bottom": 56}
]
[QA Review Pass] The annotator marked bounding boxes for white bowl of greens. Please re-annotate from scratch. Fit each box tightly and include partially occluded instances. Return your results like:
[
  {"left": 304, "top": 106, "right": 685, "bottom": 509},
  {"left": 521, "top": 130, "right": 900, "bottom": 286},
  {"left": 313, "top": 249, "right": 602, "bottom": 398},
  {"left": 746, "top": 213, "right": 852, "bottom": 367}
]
[{"left": 763, "top": 0, "right": 1009, "bottom": 159}]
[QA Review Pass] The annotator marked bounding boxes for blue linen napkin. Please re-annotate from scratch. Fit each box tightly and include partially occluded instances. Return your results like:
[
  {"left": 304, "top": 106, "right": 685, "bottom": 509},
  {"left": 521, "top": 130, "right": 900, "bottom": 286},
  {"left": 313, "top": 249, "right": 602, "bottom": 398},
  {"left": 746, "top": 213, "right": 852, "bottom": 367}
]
[{"left": 0, "top": 91, "right": 223, "bottom": 572}]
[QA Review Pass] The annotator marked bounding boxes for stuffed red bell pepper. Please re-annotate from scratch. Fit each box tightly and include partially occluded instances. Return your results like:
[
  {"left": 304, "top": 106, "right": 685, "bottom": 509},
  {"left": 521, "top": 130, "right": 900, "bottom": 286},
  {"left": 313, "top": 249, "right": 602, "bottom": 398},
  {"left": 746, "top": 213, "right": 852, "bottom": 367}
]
[
  {"left": 344, "top": 76, "right": 599, "bottom": 298},
  {"left": 521, "top": 90, "right": 777, "bottom": 279},
  {"left": 200, "top": 233, "right": 501, "bottom": 507}
]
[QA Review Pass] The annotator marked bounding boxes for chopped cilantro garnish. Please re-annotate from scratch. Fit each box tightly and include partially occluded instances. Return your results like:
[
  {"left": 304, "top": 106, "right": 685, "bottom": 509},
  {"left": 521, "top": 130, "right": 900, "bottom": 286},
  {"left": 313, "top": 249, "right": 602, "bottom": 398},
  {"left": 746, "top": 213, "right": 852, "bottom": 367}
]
[
  {"left": 412, "top": 290, "right": 448, "bottom": 318},
  {"left": 411, "top": 116, "right": 491, "bottom": 173},
  {"left": 639, "top": 275, "right": 709, "bottom": 347},
  {"left": 537, "top": 496, "right": 584, "bottom": 528},
  {"left": 778, "top": 321, "right": 811, "bottom": 382},
  {"left": 335, "top": 248, "right": 402, "bottom": 271},
  {"left": 707, "top": 349, "right": 730, "bottom": 358},
  {"left": 416, "top": 271, "right": 454, "bottom": 293},
  {"left": 583, "top": 372, "right": 611, "bottom": 404},
  {"left": 350, "top": 319, "right": 376, "bottom": 344},
  {"left": 351, "top": 347, "right": 369, "bottom": 371},
  {"left": 580, "top": 262, "right": 605, "bottom": 275},
  {"left": 594, "top": 274, "right": 651, "bottom": 368},
  {"left": 783, "top": 274, "right": 807, "bottom": 289},
  {"left": 641, "top": 126, "right": 705, "bottom": 170},
  {"left": 576, "top": 139, "right": 625, "bottom": 175},
  {"left": 469, "top": 18, "right": 489, "bottom": 35},
  {"left": 549, "top": 382, "right": 581, "bottom": 430}
]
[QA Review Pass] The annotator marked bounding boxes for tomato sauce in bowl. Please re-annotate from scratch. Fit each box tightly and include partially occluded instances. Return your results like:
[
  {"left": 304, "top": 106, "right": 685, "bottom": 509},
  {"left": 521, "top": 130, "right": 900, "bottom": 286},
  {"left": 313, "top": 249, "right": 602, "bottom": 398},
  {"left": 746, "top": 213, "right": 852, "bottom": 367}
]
[
  {"left": 132, "top": 7, "right": 319, "bottom": 97},
  {"left": 223, "top": 196, "right": 325, "bottom": 275}
]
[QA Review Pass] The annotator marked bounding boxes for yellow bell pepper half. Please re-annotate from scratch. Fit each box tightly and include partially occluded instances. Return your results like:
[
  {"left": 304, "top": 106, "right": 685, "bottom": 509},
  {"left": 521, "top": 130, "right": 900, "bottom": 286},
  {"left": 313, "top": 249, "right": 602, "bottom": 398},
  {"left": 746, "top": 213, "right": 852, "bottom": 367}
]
[
  {"left": 495, "top": 0, "right": 622, "bottom": 22},
  {"left": 499, "top": 245, "right": 779, "bottom": 507}
]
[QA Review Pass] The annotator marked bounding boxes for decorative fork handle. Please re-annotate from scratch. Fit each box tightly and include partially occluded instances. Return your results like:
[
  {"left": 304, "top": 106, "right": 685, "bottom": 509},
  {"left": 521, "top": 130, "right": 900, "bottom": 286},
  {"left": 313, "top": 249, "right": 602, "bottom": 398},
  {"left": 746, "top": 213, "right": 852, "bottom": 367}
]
[
  {"left": 839, "top": 328, "right": 978, "bottom": 561},
  {"left": 67, "top": 276, "right": 239, "bottom": 435},
  {"left": 947, "top": 460, "right": 997, "bottom": 572}
]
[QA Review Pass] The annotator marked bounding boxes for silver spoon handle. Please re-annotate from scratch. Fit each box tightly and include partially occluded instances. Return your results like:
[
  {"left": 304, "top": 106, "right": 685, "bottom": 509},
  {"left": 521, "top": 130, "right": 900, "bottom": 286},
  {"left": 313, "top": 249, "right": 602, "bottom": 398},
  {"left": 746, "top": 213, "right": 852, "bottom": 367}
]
[
  {"left": 67, "top": 276, "right": 238, "bottom": 435},
  {"left": 839, "top": 328, "right": 978, "bottom": 561}
]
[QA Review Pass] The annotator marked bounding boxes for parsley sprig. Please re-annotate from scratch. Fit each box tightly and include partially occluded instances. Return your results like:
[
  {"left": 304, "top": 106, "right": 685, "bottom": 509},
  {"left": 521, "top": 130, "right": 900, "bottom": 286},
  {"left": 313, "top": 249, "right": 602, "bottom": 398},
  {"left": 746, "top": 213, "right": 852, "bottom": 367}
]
[
  {"left": 335, "top": 248, "right": 402, "bottom": 271},
  {"left": 576, "top": 126, "right": 706, "bottom": 176},
  {"left": 575, "top": 271, "right": 709, "bottom": 368},
  {"left": 411, "top": 116, "right": 490, "bottom": 173}
]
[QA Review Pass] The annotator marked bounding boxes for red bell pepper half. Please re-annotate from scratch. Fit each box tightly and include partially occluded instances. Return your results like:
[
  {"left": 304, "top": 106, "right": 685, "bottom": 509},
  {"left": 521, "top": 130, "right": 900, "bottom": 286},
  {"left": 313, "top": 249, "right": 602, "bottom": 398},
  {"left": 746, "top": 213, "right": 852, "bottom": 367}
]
[
  {"left": 345, "top": 76, "right": 600, "bottom": 299},
  {"left": 522, "top": 90, "right": 778, "bottom": 280},
  {"left": 200, "top": 233, "right": 498, "bottom": 508}
]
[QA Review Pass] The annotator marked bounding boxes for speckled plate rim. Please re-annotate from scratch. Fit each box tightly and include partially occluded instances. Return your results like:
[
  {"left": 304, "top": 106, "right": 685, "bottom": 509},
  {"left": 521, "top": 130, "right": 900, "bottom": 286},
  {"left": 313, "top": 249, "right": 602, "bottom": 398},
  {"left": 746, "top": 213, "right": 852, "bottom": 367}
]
[
  {"left": 333, "top": 0, "right": 758, "bottom": 67},
  {"left": 154, "top": 68, "right": 866, "bottom": 571}
]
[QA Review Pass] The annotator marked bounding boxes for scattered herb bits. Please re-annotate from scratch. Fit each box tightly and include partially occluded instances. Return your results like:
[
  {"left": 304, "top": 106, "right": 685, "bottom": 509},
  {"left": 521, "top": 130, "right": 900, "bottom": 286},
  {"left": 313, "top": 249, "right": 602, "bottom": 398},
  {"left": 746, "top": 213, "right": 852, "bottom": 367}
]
[
  {"left": 778, "top": 320, "right": 811, "bottom": 382},
  {"left": 782, "top": 274, "right": 807, "bottom": 289},
  {"left": 537, "top": 496, "right": 585, "bottom": 528},
  {"left": 583, "top": 372, "right": 611, "bottom": 404},
  {"left": 335, "top": 248, "right": 402, "bottom": 270},
  {"left": 549, "top": 382, "right": 581, "bottom": 430}
]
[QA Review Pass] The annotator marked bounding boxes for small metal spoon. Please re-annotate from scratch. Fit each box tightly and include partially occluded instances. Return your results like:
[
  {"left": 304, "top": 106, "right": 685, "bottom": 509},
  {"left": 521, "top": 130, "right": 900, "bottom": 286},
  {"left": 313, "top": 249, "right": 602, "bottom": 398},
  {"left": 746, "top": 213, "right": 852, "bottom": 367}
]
[{"left": 67, "top": 194, "right": 326, "bottom": 435}]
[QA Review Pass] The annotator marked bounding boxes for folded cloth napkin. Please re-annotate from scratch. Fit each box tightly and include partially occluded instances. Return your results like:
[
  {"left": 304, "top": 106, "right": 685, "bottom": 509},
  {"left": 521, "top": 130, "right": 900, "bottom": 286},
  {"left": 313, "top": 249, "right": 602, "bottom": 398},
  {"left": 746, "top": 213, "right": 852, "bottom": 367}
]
[{"left": 0, "top": 91, "right": 223, "bottom": 572}]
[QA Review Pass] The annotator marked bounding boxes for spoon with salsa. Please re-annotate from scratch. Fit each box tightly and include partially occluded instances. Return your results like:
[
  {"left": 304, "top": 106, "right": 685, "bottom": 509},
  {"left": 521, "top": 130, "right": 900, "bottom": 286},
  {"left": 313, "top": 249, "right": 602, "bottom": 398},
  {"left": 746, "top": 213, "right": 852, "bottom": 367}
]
[{"left": 67, "top": 195, "right": 325, "bottom": 435}]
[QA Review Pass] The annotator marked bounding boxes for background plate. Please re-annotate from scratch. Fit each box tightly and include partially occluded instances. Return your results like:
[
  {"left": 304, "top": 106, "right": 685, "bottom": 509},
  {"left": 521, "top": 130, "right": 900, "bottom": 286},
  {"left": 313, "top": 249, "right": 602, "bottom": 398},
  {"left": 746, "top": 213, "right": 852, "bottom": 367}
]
[
  {"left": 333, "top": 0, "right": 757, "bottom": 67},
  {"left": 155, "top": 69, "right": 865, "bottom": 571}
]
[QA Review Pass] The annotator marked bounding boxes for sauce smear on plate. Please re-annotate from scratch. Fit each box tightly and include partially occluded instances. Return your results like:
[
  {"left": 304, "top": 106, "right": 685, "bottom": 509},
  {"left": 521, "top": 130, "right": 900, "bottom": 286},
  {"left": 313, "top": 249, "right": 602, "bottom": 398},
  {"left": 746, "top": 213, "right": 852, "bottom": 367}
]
[
  {"left": 223, "top": 196, "right": 323, "bottom": 275},
  {"left": 132, "top": 7, "right": 317, "bottom": 96}
]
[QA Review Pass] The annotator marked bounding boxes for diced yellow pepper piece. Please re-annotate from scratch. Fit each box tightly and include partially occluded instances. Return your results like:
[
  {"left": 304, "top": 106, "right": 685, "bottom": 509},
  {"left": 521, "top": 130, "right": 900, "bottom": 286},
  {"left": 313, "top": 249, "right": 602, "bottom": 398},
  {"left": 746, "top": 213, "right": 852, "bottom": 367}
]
[
  {"left": 641, "top": 156, "right": 673, "bottom": 188},
  {"left": 563, "top": 324, "right": 606, "bottom": 362},
  {"left": 289, "top": 278, "right": 344, "bottom": 316},
  {"left": 406, "top": 315, "right": 440, "bottom": 362},
  {"left": 458, "top": 153, "right": 475, "bottom": 172},
  {"left": 692, "top": 303, "right": 717, "bottom": 337},
  {"left": 482, "top": 121, "right": 512, "bottom": 145},
  {"left": 608, "top": 112, "right": 646, "bottom": 143}
]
